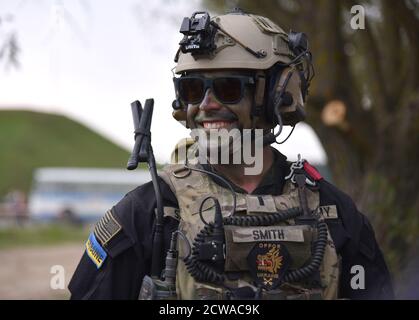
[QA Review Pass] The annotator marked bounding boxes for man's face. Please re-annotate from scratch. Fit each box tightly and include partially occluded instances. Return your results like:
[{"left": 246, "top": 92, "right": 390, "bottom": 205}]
[
  {"left": 181, "top": 70, "right": 255, "bottom": 161},
  {"left": 186, "top": 70, "right": 254, "bottom": 131}
]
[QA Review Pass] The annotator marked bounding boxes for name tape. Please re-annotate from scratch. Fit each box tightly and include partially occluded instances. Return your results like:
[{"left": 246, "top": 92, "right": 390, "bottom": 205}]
[
  {"left": 232, "top": 226, "right": 305, "bottom": 243},
  {"left": 318, "top": 205, "right": 338, "bottom": 219}
]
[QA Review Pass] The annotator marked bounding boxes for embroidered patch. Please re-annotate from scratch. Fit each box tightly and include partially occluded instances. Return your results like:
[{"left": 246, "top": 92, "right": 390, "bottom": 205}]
[
  {"left": 317, "top": 205, "right": 338, "bottom": 219},
  {"left": 247, "top": 242, "right": 291, "bottom": 289},
  {"left": 94, "top": 209, "right": 122, "bottom": 246},
  {"left": 86, "top": 232, "right": 107, "bottom": 269}
]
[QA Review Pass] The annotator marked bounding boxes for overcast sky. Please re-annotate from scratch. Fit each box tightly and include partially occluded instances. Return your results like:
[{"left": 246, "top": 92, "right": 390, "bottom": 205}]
[{"left": 0, "top": 0, "right": 327, "bottom": 164}]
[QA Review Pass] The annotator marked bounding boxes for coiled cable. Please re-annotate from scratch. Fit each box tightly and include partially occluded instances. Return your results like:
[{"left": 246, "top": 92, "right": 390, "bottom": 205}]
[
  {"left": 180, "top": 151, "right": 328, "bottom": 290},
  {"left": 183, "top": 206, "right": 330, "bottom": 285}
]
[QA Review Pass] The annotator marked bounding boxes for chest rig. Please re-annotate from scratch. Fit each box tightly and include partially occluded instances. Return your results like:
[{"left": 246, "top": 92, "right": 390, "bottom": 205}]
[{"left": 158, "top": 155, "right": 340, "bottom": 300}]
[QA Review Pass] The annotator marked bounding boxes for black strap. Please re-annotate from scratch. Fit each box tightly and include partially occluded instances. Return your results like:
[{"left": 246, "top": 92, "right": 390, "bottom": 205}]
[{"left": 295, "top": 172, "right": 312, "bottom": 220}]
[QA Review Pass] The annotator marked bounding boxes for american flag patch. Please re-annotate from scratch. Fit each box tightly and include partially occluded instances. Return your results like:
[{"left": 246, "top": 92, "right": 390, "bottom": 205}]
[{"left": 94, "top": 210, "right": 122, "bottom": 246}]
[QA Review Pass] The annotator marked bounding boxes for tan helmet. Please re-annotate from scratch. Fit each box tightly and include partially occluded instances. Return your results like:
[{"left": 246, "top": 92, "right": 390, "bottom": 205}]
[{"left": 172, "top": 9, "right": 314, "bottom": 129}]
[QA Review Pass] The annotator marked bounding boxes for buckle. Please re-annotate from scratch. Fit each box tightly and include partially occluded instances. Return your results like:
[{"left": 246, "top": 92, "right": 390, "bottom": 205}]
[{"left": 285, "top": 154, "right": 316, "bottom": 187}]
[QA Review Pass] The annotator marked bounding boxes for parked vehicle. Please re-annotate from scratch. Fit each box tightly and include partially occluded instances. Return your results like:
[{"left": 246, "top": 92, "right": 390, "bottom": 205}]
[{"left": 28, "top": 167, "right": 150, "bottom": 223}]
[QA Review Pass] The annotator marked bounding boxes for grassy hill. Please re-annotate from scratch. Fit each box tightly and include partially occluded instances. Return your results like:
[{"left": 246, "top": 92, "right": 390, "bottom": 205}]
[{"left": 0, "top": 109, "right": 135, "bottom": 197}]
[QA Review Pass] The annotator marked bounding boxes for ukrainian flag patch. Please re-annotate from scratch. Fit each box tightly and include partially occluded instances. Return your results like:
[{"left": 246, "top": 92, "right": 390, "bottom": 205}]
[{"left": 86, "top": 232, "right": 107, "bottom": 269}]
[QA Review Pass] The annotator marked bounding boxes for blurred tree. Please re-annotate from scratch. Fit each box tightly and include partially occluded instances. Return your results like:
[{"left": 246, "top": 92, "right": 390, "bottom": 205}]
[
  {"left": 0, "top": 13, "right": 20, "bottom": 69},
  {"left": 204, "top": 0, "right": 419, "bottom": 296}
]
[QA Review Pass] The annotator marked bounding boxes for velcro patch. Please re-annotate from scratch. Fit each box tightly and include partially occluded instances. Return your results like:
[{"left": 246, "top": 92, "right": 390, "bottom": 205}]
[
  {"left": 246, "top": 195, "right": 277, "bottom": 213},
  {"left": 94, "top": 209, "right": 122, "bottom": 246},
  {"left": 155, "top": 207, "right": 180, "bottom": 220},
  {"left": 86, "top": 232, "right": 107, "bottom": 269},
  {"left": 232, "top": 226, "right": 305, "bottom": 243},
  {"left": 247, "top": 242, "right": 291, "bottom": 289},
  {"left": 317, "top": 205, "right": 338, "bottom": 219}
]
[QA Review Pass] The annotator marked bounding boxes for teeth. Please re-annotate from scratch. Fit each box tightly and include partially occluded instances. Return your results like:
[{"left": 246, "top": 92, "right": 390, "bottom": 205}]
[{"left": 202, "top": 121, "right": 232, "bottom": 129}]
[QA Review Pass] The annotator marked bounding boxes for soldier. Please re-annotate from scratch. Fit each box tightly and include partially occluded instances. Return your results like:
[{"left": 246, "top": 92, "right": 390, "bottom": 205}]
[{"left": 69, "top": 9, "right": 394, "bottom": 300}]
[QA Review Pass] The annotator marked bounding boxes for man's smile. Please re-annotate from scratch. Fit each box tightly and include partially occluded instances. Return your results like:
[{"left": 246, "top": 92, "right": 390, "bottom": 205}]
[
  {"left": 194, "top": 110, "right": 239, "bottom": 130},
  {"left": 198, "top": 120, "right": 237, "bottom": 129}
]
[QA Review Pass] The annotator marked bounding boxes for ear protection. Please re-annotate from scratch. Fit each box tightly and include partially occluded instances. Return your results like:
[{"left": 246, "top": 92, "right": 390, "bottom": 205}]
[
  {"left": 262, "top": 65, "right": 307, "bottom": 127},
  {"left": 258, "top": 31, "right": 312, "bottom": 127}
]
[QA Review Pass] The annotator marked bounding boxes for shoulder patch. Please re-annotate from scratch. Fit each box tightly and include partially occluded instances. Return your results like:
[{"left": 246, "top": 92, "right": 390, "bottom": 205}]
[
  {"left": 86, "top": 232, "right": 107, "bottom": 268},
  {"left": 155, "top": 206, "right": 180, "bottom": 221},
  {"left": 94, "top": 209, "right": 122, "bottom": 246}
]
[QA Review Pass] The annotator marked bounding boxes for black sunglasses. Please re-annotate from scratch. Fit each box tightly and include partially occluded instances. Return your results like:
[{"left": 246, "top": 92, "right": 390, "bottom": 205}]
[{"left": 174, "top": 75, "right": 255, "bottom": 105}]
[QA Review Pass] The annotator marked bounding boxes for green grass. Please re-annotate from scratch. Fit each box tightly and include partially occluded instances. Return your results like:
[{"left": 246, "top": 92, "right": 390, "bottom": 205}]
[
  {"left": 0, "top": 109, "right": 145, "bottom": 197},
  {"left": 0, "top": 224, "right": 91, "bottom": 249}
]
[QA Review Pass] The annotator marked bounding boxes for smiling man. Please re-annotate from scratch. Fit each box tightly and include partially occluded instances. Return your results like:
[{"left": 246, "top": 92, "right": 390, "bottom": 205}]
[
  {"left": 69, "top": 9, "right": 394, "bottom": 300},
  {"left": 184, "top": 70, "right": 266, "bottom": 178}
]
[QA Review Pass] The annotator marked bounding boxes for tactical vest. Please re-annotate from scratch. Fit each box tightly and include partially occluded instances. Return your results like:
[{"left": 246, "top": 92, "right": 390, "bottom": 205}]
[{"left": 159, "top": 151, "right": 340, "bottom": 300}]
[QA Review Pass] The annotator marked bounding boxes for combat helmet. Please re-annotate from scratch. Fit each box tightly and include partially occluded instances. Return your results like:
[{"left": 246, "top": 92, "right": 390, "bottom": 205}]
[{"left": 172, "top": 8, "right": 314, "bottom": 134}]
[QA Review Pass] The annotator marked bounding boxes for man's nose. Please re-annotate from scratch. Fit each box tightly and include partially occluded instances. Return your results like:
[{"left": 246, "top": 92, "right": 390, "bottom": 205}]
[{"left": 199, "top": 89, "right": 221, "bottom": 111}]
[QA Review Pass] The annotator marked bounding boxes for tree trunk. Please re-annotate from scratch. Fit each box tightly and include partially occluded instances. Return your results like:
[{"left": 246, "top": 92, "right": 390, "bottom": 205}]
[{"left": 204, "top": 0, "right": 419, "bottom": 295}]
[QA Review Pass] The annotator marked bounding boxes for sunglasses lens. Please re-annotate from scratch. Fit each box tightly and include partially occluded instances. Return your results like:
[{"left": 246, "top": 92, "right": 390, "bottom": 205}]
[
  {"left": 213, "top": 78, "right": 242, "bottom": 103},
  {"left": 178, "top": 78, "right": 204, "bottom": 104}
]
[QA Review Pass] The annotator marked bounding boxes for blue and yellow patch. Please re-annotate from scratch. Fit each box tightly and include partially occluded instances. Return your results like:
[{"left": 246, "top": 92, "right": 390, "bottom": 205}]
[{"left": 86, "top": 232, "right": 107, "bottom": 269}]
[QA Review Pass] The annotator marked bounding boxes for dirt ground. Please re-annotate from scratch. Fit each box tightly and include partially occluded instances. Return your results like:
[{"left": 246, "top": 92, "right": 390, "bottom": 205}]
[{"left": 0, "top": 243, "right": 85, "bottom": 299}]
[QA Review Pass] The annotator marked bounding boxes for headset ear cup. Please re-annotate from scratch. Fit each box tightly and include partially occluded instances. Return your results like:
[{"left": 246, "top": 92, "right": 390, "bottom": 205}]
[
  {"left": 266, "top": 67, "right": 306, "bottom": 126},
  {"left": 265, "top": 67, "right": 293, "bottom": 126},
  {"left": 282, "top": 71, "right": 306, "bottom": 125}
]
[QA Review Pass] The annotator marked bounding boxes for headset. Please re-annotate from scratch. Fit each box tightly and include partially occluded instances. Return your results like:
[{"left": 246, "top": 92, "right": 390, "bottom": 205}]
[{"left": 262, "top": 31, "right": 314, "bottom": 128}]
